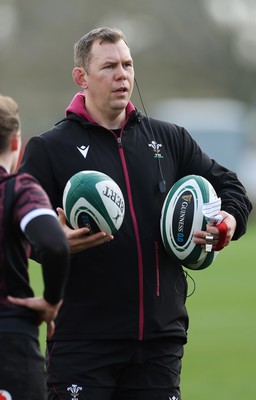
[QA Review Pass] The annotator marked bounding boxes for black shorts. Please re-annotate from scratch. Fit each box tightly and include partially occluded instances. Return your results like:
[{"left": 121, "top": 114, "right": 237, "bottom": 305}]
[
  {"left": 0, "top": 333, "right": 47, "bottom": 400},
  {"left": 46, "top": 338, "right": 184, "bottom": 400}
]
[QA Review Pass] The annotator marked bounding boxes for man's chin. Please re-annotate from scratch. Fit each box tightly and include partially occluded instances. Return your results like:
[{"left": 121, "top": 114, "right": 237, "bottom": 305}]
[{"left": 111, "top": 99, "right": 129, "bottom": 110}]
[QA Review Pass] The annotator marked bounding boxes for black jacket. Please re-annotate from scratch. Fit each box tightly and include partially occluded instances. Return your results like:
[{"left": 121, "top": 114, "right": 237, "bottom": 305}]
[{"left": 20, "top": 105, "right": 252, "bottom": 342}]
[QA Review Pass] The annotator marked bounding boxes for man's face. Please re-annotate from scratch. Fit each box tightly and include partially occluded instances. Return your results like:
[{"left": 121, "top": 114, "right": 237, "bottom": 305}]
[{"left": 85, "top": 39, "right": 134, "bottom": 117}]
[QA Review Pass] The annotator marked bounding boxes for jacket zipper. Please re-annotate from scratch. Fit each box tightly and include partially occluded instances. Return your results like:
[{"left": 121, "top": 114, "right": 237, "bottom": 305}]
[
  {"left": 117, "top": 137, "right": 122, "bottom": 148},
  {"left": 116, "top": 133, "right": 144, "bottom": 341}
]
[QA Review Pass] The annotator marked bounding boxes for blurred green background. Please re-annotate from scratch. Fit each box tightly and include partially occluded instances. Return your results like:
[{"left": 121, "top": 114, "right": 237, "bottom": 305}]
[
  {"left": 29, "top": 219, "right": 255, "bottom": 400},
  {"left": 1, "top": 0, "right": 256, "bottom": 202},
  {"left": 2, "top": 0, "right": 255, "bottom": 398}
]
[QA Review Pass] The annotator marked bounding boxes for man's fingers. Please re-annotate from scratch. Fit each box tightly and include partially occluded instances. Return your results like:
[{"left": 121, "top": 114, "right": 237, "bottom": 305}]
[
  {"left": 7, "top": 295, "right": 29, "bottom": 307},
  {"left": 214, "top": 221, "right": 228, "bottom": 251},
  {"left": 56, "top": 207, "right": 67, "bottom": 225},
  {"left": 47, "top": 321, "right": 55, "bottom": 339}
]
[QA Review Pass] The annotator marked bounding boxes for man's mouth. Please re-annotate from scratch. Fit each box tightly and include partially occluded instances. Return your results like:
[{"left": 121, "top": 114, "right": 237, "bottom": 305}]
[{"left": 114, "top": 87, "right": 127, "bottom": 93}]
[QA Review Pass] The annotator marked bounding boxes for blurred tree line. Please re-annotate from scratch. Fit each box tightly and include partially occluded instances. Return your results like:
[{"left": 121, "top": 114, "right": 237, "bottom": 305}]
[
  {"left": 2, "top": 0, "right": 256, "bottom": 205},
  {"left": 1, "top": 0, "right": 256, "bottom": 137}
]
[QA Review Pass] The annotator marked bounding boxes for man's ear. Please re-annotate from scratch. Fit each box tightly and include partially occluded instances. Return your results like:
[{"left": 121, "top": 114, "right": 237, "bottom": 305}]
[{"left": 72, "top": 67, "right": 88, "bottom": 89}]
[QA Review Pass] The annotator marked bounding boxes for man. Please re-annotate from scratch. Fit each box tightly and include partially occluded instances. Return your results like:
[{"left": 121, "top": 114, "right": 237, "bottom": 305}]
[
  {"left": 0, "top": 94, "right": 70, "bottom": 400},
  {"left": 20, "top": 28, "right": 252, "bottom": 400}
]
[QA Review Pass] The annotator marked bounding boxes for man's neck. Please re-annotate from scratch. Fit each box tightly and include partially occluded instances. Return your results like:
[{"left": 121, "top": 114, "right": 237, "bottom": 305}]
[
  {"left": 0, "top": 156, "right": 11, "bottom": 173},
  {"left": 85, "top": 102, "right": 126, "bottom": 129}
]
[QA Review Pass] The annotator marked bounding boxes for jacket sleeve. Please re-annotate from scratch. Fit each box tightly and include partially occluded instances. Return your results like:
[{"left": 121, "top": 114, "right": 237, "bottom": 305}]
[
  {"left": 204, "top": 160, "right": 252, "bottom": 240},
  {"left": 15, "top": 171, "right": 70, "bottom": 305},
  {"left": 160, "top": 123, "right": 253, "bottom": 240},
  {"left": 22, "top": 214, "right": 70, "bottom": 305},
  {"left": 179, "top": 127, "right": 253, "bottom": 240}
]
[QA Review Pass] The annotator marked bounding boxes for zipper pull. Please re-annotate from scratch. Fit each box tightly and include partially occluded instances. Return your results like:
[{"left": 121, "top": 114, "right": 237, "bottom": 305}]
[{"left": 117, "top": 137, "right": 123, "bottom": 148}]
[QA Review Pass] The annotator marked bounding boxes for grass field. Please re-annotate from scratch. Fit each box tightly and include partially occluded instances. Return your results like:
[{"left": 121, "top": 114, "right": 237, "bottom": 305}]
[
  {"left": 181, "top": 219, "right": 256, "bottom": 399},
  {"left": 29, "top": 219, "right": 255, "bottom": 400}
]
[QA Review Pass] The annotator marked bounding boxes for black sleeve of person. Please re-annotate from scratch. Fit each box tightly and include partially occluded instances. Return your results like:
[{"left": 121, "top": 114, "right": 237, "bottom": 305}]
[{"left": 24, "top": 214, "right": 70, "bottom": 305}]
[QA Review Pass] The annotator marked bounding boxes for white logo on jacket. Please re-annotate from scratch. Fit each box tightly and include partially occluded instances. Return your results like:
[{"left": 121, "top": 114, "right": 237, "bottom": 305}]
[
  {"left": 77, "top": 145, "right": 89, "bottom": 158},
  {"left": 148, "top": 140, "right": 163, "bottom": 158}
]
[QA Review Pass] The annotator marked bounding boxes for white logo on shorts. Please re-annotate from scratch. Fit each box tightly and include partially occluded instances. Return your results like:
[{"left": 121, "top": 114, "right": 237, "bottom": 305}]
[
  {"left": 67, "top": 384, "right": 83, "bottom": 399},
  {"left": 169, "top": 396, "right": 179, "bottom": 400}
]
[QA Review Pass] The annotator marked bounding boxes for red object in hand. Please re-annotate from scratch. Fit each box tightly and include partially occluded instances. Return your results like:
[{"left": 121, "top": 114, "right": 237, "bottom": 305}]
[{"left": 215, "top": 221, "right": 228, "bottom": 251}]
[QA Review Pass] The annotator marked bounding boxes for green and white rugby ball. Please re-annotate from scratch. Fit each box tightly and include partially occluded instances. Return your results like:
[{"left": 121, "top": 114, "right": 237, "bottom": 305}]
[
  {"left": 63, "top": 170, "right": 125, "bottom": 235},
  {"left": 160, "top": 174, "right": 219, "bottom": 270}
]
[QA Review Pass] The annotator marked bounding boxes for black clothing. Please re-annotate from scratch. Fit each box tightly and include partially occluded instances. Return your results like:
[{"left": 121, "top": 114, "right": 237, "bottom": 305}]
[
  {"left": 0, "top": 165, "right": 70, "bottom": 399},
  {"left": 19, "top": 94, "right": 252, "bottom": 344},
  {"left": 47, "top": 338, "right": 183, "bottom": 400},
  {"left": 0, "top": 167, "right": 70, "bottom": 337},
  {"left": 0, "top": 333, "right": 47, "bottom": 400}
]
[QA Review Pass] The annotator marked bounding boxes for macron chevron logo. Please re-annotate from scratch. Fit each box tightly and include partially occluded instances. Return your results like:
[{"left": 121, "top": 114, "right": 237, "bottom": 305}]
[{"left": 77, "top": 145, "right": 89, "bottom": 159}]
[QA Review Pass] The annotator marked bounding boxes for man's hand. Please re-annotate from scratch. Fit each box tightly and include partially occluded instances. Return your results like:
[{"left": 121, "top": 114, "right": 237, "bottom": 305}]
[
  {"left": 7, "top": 296, "right": 63, "bottom": 339},
  {"left": 57, "top": 207, "right": 114, "bottom": 254},
  {"left": 193, "top": 211, "right": 237, "bottom": 251}
]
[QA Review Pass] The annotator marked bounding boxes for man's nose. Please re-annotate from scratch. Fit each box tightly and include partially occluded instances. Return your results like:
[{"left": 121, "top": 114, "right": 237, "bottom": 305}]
[{"left": 115, "top": 65, "right": 127, "bottom": 79}]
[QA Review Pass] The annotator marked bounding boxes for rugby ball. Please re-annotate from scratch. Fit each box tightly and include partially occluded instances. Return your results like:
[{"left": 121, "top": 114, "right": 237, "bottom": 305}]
[
  {"left": 160, "top": 175, "right": 218, "bottom": 270},
  {"left": 63, "top": 170, "right": 125, "bottom": 235}
]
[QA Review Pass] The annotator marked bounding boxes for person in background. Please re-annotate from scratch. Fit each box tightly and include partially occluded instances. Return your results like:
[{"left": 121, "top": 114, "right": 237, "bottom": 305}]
[
  {"left": 20, "top": 28, "right": 252, "bottom": 400},
  {"left": 0, "top": 94, "right": 70, "bottom": 400}
]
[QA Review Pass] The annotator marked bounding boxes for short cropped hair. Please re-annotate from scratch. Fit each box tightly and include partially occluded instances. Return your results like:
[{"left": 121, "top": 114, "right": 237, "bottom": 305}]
[
  {"left": 74, "top": 27, "right": 128, "bottom": 72},
  {"left": 0, "top": 95, "right": 20, "bottom": 153}
]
